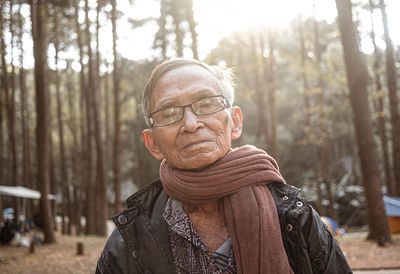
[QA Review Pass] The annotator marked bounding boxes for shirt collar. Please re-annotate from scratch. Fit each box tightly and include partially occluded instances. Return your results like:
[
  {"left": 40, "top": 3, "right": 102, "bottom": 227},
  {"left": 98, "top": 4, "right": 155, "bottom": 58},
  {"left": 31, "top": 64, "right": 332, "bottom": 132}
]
[{"left": 163, "top": 197, "right": 206, "bottom": 250}]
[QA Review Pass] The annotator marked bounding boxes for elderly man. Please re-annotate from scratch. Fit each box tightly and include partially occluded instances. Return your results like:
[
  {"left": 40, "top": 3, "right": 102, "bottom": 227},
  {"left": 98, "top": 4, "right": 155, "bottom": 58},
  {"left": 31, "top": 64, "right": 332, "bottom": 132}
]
[{"left": 97, "top": 59, "right": 351, "bottom": 274}]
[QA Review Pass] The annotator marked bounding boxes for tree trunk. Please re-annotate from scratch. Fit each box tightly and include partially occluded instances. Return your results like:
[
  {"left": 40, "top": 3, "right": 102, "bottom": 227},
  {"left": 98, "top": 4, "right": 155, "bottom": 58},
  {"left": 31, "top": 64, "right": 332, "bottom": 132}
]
[
  {"left": 0, "top": 0, "right": 8, "bottom": 188},
  {"left": 313, "top": 13, "right": 335, "bottom": 219},
  {"left": 379, "top": 0, "right": 400, "bottom": 196},
  {"left": 369, "top": 0, "right": 394, "bottom": 196},
  {"left": 96, "top": 1, "right": 101, "bottom": 79},
  {"left": 53, "top": 11, "right": 71, "bottom": 234},
  {"left": 111, "top": 0, "right": 121, "bottom": 215},
  {"left": 186, "top": 0, "right": 198, "bottom": 59},
  {"left": 18, "top": 2, "right": 34, "bottom": 219},
  {"left": 171, "top": 0, "right": 183, "bottom": 57},
  {"left": 30, "top": 0, "right": 55, "bottom": 243},
  {"left": 0, "top": 0, "right": 5, "bottom": 224},
  {"left": 73, "top": 0, "right": 94, "bottom": 235},
  {"left": 298, "top": 16, "right": 323, "bottom": 213},
  {"left": 335, "top": 0, "right": 390, "bottom": 245},
  {"left": 5, "top": 0, "right": 20, "bottom": 223},
  {"left": 73, "top": 0, "right": 92, "bottom": 235},
  {"left": 83, "top": 3, "right": 95, "bottom": 235},
  {"left": 65, "top": 60, "right": 81, "bottom": 235},
  {"left": 158, "top": 0, "right": 168, "bottom": 60},
  {"left": 250, "top": 34, "right": 266, "bottom": 147},
  {"left": 104, "top": 62, "right": 111, "bottom": 191},
  {"left": 85, "top": 0, "right": 107, "bottom": 236},
  {"left": 48, "top": 116, "right": 58, "bottom": 231},
  {"left": 266, "top": 31, "right": 278, "bottom": 160}
]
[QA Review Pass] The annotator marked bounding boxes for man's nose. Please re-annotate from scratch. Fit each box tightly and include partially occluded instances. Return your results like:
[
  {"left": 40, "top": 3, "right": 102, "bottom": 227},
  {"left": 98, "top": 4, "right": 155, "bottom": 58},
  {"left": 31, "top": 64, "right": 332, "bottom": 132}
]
[{"left": 181, "top": 106, "right": 203, "bottom": 132}]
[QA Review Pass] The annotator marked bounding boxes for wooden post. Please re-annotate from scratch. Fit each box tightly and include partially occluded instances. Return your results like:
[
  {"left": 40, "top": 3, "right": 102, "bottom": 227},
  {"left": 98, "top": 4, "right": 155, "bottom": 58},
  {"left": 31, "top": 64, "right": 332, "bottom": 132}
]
[
  {"left": 30, "top": 241, "right": 35, "bottom": 253},
  {"left": 76, "top": 241, "right": 84, "bottom": 255}
]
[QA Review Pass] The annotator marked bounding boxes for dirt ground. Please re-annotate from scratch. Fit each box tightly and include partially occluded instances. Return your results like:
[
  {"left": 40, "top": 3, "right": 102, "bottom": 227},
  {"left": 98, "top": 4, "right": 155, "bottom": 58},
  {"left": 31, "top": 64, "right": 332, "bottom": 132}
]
[
  {"left": 0, "top": 231, "right": 107, "bottom": 274},
  {"left": 338, "top": 233, "right": 400, "bottom": 271},
  {"left": 0, "top": 231, "right": 399, "bottom": 273}
]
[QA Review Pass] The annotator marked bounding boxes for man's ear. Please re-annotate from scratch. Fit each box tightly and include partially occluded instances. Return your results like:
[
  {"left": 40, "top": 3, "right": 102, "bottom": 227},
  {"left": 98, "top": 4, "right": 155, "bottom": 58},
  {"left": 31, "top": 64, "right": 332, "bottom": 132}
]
[
  {"left": 230, "top": 106, "right": 243, "bottom": 140},
  {"left": 142, "top": 129, "right": 165, "bottom": 160}
]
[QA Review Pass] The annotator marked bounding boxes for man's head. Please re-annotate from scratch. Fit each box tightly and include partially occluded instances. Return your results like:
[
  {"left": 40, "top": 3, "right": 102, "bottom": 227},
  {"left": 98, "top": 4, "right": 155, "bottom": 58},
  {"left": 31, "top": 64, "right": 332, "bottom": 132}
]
[
  {"left": 142, "top": 59, "right": 236, "bottom": 127},
  {"left": 142, "top": 59, "right": 243, "bottom": 170}
]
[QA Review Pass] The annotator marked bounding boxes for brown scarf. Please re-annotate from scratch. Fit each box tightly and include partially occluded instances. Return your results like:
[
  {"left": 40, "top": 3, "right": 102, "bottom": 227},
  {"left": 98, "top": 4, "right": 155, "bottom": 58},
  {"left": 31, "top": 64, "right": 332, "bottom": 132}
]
[{"left": 160, "top": 145, "right": 293, "bottom": 274}]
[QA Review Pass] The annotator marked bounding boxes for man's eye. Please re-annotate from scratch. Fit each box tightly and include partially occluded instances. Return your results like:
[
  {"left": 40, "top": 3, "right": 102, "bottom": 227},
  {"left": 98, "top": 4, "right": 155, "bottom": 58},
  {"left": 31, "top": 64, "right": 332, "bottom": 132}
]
[
  {"left": 197, "top": 98, "right": 214, "bottom": 107},
  {"left": 161, "top": 108, "right": 180, "bottom": 119}
]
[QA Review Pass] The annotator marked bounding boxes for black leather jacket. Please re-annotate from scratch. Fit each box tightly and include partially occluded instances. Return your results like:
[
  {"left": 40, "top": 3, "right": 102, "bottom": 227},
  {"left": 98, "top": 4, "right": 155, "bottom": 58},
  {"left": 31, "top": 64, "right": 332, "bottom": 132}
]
[{"left": 96, "top": 180, "right": 352, "bottom": 274}]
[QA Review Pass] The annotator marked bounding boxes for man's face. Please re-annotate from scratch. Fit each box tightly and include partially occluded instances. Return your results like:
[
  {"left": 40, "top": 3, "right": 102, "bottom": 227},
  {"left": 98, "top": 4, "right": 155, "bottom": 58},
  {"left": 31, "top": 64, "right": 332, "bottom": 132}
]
[{"left": 142, "top": 65, "right": 243, "bottom": 170}]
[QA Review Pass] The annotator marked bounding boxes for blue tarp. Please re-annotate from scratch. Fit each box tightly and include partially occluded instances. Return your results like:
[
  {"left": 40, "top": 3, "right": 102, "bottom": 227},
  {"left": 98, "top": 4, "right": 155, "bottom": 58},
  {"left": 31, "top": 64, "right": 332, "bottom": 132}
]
[
  {"left": 321, "top": 216, "right": 345, "bottom": 236},
  {"left": 3, "top": 208, "right": 14, "bottom": 219},
  {"left": 383, "top": 196, "right": 400, "bottom": 217}
]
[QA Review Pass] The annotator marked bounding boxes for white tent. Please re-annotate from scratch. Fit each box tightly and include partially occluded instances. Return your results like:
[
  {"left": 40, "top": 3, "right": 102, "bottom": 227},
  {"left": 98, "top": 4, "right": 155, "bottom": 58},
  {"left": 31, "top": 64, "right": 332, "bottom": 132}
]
[{"left": 0, "top": 185, "right": 56, "bottom": 200}]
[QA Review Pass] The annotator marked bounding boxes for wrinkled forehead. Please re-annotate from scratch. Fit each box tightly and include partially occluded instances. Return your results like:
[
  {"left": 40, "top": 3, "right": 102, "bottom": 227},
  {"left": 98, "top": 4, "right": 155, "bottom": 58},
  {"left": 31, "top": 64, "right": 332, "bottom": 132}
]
[
  {"left": 156, "top": 64, "right": 216, "bottom": 86},
  {"left": 150, "top": 65, "right": 220, "bottom": 107}
]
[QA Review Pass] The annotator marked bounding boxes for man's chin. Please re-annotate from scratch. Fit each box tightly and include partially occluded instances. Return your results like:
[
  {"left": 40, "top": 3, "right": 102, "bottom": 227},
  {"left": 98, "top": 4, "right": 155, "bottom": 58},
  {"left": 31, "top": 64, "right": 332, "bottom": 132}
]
[{"left": 175, "top": 153, "right": 221, "bottom": 171}]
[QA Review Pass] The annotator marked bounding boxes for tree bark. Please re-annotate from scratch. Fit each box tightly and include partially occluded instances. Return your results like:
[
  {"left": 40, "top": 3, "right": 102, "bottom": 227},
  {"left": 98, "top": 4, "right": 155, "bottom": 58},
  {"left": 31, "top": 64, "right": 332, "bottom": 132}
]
[
  {"left": 104, "top": 62, "right": 111, "bottom": 190},
  {"left": 266, "top": 31, "right": 278, "bottom": 160},
  {"left": 186, "top": 0, "right": 198, "bottom": 59},
  {"left": 73, "top": 0, "right": 95, "bottom": 235},
  {"left": 379, "top": 0, "right": 400, "bottom": 196},
  {"left": 369, "top": 0, "right": 394, "bottom": 196},
  {"left": 18, "top": 2, "right": 34, "bottom": 219},
  {"left": 155, "top": 0, "right": 168, "bottom": 60},
  {"left": 335, "top": 0, "right": 390, "bottom": 245},
  {"left": 66, "top": 60, "right": 82, "bottom": 235},
  {"left": 0, "top": 0, "right": 6, "bottom": 224},
  {"left": 73, "top": 0, "right": 91, "bottom": 235},
  {"left": 31, "top": 0, "right": 55, "bottom": 243},
  {"left": 95, "top": 1, "right": 101, "bottom": 79},
  {"left": 0, "top": 0, "right": 8, "bottom": 189},
  {"left": 48, "top": 108, "right": 57, "bottom": 231},
  {"left": 111, "top": 0, "right": 121, "bottom": 215},
  {"left": 85, "top": 0, "right": 107, "bottom": 236},
  {"left": 5, "top": 0, "right": 20, "bottom": 222},
  {"left": 250, "top": 34, "right": 266, "bottom": 147},
  {"left": 298, "top": 16, "right": 323, "bottom": 213},
  {"left": 171, "top": 0, "right": 183, "bottom": 57},
  {"left": 313, "top": 13, "right": 335, "bottom": 219},
  {"left": 53, "top": 10, "right": 71, "bottom": 234}
]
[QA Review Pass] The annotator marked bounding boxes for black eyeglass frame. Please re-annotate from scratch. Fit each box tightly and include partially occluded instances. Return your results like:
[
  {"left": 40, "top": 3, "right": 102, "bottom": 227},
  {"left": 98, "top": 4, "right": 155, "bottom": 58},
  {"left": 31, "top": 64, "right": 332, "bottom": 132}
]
[{"left": 148, "top": 95, "right": 231, "bottom": 128}]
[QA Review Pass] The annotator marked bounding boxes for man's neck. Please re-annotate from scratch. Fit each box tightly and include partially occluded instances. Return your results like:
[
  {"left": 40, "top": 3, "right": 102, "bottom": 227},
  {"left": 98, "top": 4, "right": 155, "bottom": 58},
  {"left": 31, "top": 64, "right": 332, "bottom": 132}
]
[
  {"left": 183, "top": 200, "right": 220, "bottom": 215},
  {"left": 183, "top": 200, "right": 229, "bottom": 253}
]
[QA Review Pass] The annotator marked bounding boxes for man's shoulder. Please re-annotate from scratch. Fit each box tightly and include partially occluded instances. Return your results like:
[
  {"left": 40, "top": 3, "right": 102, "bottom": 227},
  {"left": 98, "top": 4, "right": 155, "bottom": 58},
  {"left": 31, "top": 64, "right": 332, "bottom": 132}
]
[
  {"left": 267, "top": 182, "right": 302, "bottom": 208},
  {"left": 267, "top": 182, "right": 314, "bottom": 233},
  {"left": 97, "top": 228, "right": 131, "bottom": 273},
  {"left": 110, "top": 178, "right": 168, "bottom": 234},
  {"left": 101, "top": 179, "right": 173, "bottom": 273},
  {"left": 125, "top": 179, "right": 165, "bottom": 208}
]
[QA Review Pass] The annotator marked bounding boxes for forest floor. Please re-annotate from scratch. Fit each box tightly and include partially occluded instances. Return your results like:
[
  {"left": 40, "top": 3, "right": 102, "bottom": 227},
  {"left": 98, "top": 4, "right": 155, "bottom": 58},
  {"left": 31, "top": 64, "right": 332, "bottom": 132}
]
[
  {"left": 339, "top": 232, "right": 400, "bottom": 272},
  {"left": 0, "top": 230, "right": 107, "bottom": 274},
  {"left": 0, "top": 226, "right": 399, "bottom": 273}
]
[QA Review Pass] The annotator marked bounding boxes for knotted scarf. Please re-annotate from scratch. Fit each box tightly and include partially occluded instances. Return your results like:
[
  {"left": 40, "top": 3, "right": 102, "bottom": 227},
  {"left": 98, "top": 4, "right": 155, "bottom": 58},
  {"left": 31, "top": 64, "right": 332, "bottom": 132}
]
[{"left": 160, "top": 145, "right": 293, "bottom": 274}]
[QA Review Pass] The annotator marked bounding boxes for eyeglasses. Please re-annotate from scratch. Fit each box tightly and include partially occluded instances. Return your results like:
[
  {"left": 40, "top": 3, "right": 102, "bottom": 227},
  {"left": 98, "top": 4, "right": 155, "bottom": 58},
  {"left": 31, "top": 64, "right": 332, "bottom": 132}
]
[{"left": 149, "top": 95, "right": 230, "bottom": 128}]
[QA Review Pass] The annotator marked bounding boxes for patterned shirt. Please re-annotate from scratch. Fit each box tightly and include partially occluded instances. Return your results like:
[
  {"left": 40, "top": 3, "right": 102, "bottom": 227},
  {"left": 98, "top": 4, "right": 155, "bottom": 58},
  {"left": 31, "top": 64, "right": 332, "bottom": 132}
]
[{"left": 163, "top": 198, "right": 236, "bottom": 274}]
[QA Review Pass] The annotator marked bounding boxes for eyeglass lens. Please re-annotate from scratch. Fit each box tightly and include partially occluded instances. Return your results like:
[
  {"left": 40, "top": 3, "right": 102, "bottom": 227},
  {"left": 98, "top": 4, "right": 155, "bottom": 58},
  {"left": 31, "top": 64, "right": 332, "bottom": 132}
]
[{"left": 150, "top": 96, "right": 227, "bottom": 127}]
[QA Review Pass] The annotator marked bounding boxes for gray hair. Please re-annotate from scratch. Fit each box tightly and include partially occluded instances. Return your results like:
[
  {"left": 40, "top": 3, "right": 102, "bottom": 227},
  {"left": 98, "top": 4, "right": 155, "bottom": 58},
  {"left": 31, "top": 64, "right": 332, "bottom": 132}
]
[{"left": 142, "top": 58, "right": 235, "bottom": 127}]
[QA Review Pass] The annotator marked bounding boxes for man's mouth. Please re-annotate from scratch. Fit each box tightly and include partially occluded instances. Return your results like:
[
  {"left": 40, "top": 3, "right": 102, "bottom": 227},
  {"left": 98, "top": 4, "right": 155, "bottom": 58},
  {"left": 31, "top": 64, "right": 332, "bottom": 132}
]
[{"left": 182, "top": 140, "right": 211, "bottom": 150}]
